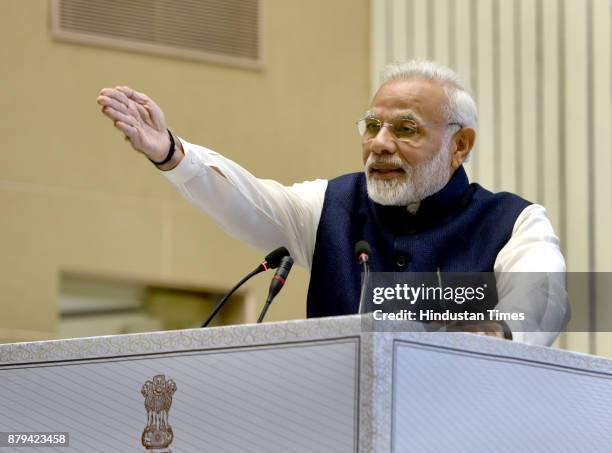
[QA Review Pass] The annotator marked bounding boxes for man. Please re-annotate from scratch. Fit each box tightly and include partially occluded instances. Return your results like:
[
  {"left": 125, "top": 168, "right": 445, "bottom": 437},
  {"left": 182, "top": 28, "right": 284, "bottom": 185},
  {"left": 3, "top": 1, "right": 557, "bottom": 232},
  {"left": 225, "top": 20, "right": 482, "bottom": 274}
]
[{"left": 97, "top": 60, "right": 568, "bottom": 345}]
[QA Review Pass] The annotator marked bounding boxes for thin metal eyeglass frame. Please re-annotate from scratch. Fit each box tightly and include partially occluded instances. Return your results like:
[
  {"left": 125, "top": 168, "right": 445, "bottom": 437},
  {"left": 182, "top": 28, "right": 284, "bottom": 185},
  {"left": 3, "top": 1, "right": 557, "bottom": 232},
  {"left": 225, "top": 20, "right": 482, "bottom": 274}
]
[{"left": 356, "top": 117, "right": 463, "bottom": 141}]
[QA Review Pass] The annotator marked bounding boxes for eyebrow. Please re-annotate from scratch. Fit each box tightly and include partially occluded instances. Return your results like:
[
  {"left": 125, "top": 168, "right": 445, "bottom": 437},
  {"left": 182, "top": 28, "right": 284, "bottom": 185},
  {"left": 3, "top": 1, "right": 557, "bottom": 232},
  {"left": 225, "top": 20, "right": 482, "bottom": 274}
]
[
  {"left": 397, "top": 112, "right": 419, "bottom": 122},
  {"left": 363, "top": 110, "right": 421, "bottom": 123}
]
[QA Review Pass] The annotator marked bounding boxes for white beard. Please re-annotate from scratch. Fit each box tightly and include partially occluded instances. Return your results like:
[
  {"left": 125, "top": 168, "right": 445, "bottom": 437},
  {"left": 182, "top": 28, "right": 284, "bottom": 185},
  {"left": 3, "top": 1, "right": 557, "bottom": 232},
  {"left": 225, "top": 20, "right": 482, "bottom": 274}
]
[{"left": 365, "top": 142, "right": 453, "bottom": 207}]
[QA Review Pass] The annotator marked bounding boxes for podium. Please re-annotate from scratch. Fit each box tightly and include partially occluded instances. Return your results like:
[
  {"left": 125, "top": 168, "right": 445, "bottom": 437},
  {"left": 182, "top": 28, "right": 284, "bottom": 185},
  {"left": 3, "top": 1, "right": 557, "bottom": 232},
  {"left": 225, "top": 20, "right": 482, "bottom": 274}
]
[{"left": 1, "top": 315, "right": 611, "bottom": 452}]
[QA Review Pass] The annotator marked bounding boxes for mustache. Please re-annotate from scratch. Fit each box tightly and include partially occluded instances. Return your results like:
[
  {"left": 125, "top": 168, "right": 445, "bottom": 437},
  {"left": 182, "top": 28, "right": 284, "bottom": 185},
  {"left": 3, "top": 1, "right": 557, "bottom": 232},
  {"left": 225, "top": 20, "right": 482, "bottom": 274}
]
[{"left": 365, "top": 154, "right": 409, "bottom": 171}]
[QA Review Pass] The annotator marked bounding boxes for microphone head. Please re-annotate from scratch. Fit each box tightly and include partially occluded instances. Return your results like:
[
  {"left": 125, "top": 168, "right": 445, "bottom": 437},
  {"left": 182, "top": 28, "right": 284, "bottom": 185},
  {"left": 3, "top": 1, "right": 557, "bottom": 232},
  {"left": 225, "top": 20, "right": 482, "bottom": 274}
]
[
  {"left": 264, "top": 246, "right": 290, "bottom": 269},
  {"left": 266, "top": 255, "right": 294, "bottom": 304},
  {"left": 278, "top": 255, "right": 294, "bottom": 273},
  {"left": 354, "top": 240, "right": 371, "bottom": 263}
]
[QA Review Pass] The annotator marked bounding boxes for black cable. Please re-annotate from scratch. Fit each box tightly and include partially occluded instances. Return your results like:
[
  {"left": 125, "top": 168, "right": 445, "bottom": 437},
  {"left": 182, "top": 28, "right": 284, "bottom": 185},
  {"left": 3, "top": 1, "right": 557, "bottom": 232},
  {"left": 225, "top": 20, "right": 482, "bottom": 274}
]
[{"left": 201, "top": 268, "right": 259, "bottom": 327}]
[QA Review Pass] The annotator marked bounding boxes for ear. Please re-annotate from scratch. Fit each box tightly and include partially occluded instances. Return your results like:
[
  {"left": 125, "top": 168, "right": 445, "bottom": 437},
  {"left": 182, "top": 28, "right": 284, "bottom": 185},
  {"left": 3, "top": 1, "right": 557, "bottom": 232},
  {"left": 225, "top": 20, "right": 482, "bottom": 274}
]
[{"left": 450, "top": 127, "right": 476, "bottom": 170}]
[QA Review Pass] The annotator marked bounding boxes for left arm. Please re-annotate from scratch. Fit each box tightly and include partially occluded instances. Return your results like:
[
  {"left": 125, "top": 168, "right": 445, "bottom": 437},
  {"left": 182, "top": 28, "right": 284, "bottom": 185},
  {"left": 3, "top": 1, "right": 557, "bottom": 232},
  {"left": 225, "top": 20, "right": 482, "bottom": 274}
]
[{"left": 493, "top": 204, "right": 570, "bottom": 346}]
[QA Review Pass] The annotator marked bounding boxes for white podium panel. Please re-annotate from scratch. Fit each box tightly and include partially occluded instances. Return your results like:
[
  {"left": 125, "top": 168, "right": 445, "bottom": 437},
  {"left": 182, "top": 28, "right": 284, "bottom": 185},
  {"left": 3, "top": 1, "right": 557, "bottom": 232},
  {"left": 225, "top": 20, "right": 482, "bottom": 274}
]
[
  {"left": 0, "top": 337, "right": 359, "bottom": 452},
  {"left": 393, "top": 341, "right": 612, "bottom": 452}
]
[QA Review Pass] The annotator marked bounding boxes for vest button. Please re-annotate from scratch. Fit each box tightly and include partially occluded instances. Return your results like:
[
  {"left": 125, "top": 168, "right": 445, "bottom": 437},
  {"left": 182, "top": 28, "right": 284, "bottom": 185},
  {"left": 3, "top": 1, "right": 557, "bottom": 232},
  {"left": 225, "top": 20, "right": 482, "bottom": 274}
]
[{"left": 396, "top": 255, "right": 407, "bottom": 268}]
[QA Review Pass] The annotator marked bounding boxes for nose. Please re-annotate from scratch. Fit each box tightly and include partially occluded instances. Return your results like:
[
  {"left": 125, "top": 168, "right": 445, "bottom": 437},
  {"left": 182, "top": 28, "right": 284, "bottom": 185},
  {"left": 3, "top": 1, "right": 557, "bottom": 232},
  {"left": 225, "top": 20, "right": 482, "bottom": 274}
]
[{"left": 369, "top": 124, "right": 397, "bottom": 155}]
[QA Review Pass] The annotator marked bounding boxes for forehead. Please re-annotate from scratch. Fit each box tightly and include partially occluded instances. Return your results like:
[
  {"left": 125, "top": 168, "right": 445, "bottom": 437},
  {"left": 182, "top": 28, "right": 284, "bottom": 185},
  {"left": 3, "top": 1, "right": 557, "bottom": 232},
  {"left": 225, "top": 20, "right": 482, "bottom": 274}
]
[{"left": 370, "top": 77, "right": 448, "bottom": 122}]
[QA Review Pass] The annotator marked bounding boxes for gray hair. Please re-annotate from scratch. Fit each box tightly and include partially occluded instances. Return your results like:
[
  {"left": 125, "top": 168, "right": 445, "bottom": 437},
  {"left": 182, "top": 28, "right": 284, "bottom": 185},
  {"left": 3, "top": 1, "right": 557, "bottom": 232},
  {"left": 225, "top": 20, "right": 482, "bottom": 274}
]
[{"left": 379, "top": 60, "right": 478, "bottom": 131}]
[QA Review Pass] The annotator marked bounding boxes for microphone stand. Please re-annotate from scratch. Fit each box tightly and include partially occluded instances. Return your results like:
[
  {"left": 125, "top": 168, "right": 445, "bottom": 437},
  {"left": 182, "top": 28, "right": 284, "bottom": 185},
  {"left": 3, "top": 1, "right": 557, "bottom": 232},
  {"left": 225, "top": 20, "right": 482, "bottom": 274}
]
[
  {"left": 357, "top": 259, "right": 370, "bottom": 314},
  {"left": 257, "top": 298, "right": 273, "bottom": 323},
  {"left": 256, "top": 256, "right": 294, "bottom": 323}
]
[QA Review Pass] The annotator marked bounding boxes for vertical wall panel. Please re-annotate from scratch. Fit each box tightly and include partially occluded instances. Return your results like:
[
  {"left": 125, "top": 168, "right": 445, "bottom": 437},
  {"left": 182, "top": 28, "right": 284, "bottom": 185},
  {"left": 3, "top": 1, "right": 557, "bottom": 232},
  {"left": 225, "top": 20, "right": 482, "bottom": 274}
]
[
  {"left": 433, "top": 0, "right": 450, "bottom": 65},
  {"left": 385, "top": 0, "right": 395, "bottom": 62},
  {"left": 561, "top": 0, "right": 591, "bottom": 354},
  {"left": 534, "top": 0, "right": 545, "bottom": 203},
  {"left": 392, "top": 0, "right": 408, "bottom": 59},
  {"left": 475, "top": 0, "right": 495, "bottom": 189},
  {"left": 592, "top": 0, "right": 612, "bottom": 273},
  {"left": 498, "top": 0, "right": 518, "bottom": 193},
  {"left": 491, "top": 0, "right": 502, "bottom": 188},
  {"left": 553, "top": 0, "right": 571, "bottom": 351},
  {"left": 541, "top": 0, "right": 562, "bottom": 237},
  {"left": 447, "top": 0, "right": 456, "bottom": 68},
  {"left": 426, "top": 0, "right": 435, "bottom": 59},
  {"left": 453, "top": 0, "right": 475, "bottom": 180},
  {"left": 370, "top": 0, "right": 387, "bottom": 93},
  {"left": 405, "top": 0, "right": 415, "bottom": 59},
  {"left": 564, "top": 0, "right": 589, "bottom": 272},
  {"left": 412, "top": 0, "right": 429, "bottom": 60},
  {"left": 592, "top": 0, "right": 612, "bottom": 357},
  {"left": 469, "top": 0, "right": 480, "bottom": 181},
  {"left": 519, "top": 0, "right": 539, "bottom": 203}
]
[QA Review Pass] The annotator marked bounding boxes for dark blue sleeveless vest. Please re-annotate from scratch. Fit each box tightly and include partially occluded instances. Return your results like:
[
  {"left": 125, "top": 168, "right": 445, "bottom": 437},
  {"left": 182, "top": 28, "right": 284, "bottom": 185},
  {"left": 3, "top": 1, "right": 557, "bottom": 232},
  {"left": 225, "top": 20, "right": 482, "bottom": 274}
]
[{"left": 306, "top": 166, "right": 531, "bottom": 318}]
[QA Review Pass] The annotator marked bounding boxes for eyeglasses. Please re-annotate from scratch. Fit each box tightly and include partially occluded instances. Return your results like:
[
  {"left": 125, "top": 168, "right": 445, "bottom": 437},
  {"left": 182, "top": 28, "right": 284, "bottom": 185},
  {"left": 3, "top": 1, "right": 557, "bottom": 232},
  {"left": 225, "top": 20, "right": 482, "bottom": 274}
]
[{"left": 356, "top": 116, "right": 463, "bottom": 144}]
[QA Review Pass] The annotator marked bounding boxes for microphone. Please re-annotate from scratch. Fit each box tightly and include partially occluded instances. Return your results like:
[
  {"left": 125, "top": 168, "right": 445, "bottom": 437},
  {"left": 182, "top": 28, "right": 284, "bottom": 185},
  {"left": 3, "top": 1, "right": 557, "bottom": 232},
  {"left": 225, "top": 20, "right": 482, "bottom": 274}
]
[
  {"left": 355, "top": 240, "right": 371, "bottom": 265},
  {"left": 201, "top": 247, "right": 289, "bottom": 327},
  {"left": 257, "top": 255, "right": 294, "bottom": 323},
  {"left": 256, "top": 246, "right": 290, "bottom": 272},
  {"left": 355, "top": 240, "right": 371, "bottom": 314}
]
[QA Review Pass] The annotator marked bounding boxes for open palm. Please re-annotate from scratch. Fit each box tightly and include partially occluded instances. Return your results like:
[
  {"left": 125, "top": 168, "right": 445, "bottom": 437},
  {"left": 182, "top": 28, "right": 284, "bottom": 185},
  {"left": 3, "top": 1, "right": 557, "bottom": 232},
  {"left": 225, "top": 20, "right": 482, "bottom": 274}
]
[{"left": 97, "top": 86, "right": 170, "bottom": 162}]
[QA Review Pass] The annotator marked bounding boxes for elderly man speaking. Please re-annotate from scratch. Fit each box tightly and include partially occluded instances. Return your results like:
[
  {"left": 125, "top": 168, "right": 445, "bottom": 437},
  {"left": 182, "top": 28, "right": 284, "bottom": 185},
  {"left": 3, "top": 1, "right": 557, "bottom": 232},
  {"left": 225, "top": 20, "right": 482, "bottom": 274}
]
[{"left": 97, "top": 60, "right": 568, "bottom": 345}]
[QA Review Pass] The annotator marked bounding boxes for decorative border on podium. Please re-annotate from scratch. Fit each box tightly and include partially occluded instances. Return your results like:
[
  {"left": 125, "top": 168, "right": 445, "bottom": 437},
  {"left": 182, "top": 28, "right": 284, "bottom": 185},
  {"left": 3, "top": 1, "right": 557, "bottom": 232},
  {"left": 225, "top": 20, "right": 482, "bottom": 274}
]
[{"left": 0, "top": 316, "right": 363, "bottom": 365}]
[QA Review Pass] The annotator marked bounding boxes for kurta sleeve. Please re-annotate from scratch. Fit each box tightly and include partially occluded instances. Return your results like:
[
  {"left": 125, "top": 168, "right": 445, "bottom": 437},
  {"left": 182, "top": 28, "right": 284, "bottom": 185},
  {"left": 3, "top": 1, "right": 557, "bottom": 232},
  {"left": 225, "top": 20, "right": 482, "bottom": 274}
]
[
  {"left": 162, "top": 138, "right": 327, "bottom": 269},
  {"left": 494, "top": 204, "right": 570, "bottom": 346}
]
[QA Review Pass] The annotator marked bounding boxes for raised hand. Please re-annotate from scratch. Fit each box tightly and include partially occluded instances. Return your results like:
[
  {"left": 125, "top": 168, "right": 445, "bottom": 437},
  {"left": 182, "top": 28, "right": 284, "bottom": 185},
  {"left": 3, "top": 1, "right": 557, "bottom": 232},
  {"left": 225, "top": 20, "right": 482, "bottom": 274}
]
[{"left": 97, "top": 86, "right": 177, "bottom": 164}]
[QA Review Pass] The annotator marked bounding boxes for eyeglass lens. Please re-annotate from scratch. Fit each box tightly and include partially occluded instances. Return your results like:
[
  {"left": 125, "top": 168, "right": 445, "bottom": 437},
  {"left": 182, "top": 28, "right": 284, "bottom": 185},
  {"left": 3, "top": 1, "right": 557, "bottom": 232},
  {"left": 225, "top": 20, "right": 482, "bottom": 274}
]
[{"left": 358, "top": 118, "right": 419, "bottom": 140}]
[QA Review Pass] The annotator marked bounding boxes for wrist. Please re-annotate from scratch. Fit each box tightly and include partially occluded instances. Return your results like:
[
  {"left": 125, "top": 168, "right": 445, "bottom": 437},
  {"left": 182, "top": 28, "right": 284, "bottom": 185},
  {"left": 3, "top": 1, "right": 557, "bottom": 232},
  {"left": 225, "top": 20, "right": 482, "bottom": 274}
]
[{"left": 152, "top": 130, "right": 184, "bottom": 171}]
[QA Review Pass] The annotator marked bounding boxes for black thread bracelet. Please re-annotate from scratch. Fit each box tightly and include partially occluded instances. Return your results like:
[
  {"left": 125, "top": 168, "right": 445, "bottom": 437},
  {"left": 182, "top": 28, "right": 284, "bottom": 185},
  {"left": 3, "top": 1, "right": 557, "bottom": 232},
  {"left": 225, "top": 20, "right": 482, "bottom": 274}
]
[{"left": 149, "top": 129, "right": 176, "bottom": 166}]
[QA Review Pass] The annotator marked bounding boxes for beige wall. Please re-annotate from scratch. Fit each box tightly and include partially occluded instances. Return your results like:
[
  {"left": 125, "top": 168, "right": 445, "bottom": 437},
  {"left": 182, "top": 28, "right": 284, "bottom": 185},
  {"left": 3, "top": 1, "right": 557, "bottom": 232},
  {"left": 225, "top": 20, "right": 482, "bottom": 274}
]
[{"left": 0, "top": 0, "right": 370, "bottom": 341}]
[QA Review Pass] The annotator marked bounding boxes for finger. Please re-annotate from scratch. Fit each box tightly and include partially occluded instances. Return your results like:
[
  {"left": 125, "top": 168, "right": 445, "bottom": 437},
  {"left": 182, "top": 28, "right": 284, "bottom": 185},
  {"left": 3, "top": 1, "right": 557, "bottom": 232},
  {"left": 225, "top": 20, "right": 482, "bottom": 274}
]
[
  {"left": 475, "top": 330, "right": 502, "bottom": 338},
  {"left": 145, "top": 102, "right": 166, "bottom": 130},
  {"left": 117, "top": 86, "right": 151, "bottom": 105},
  {"left": 126, "top": 99, "right": 142, "bottom": 117},
  {"left": 97, "top": 95, "right": 129, "bottom": 114},
  {"left": 100, "top": 87, "right": 129, "bottom": 104},
  {"left": 103, "top": 106, "right": 138, "bottom": 127},
  {"left": 117, "top": 86, "right": 166, "bottom": 130},
  {"left": 118, "top": 86, "right": 164, "bottom": 123},
  {"left": 134, "top": 102, "right": 153, "bottom": 124},
  {"left": 126, "top": 100, "right": 148, "bottom": 129},
  {"left": 115, "top": 121, "right": 138, "bottom": 144},
  {"left": 101, "top": 87, "right": 131, "bottom": 108}
]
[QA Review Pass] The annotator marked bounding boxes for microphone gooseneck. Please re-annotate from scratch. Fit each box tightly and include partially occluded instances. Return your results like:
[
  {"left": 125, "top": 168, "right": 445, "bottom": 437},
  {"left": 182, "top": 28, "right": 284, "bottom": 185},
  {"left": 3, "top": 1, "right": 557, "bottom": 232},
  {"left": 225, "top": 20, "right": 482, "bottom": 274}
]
[
  {"left": 257, "top": 255, "right": 294, "bottom": 323},
  {"left": 355, "top": 240, "right": 372, "bottom": 314},
  {"left": 201, "top": 247, "right": 289, "bottom": 328}
]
